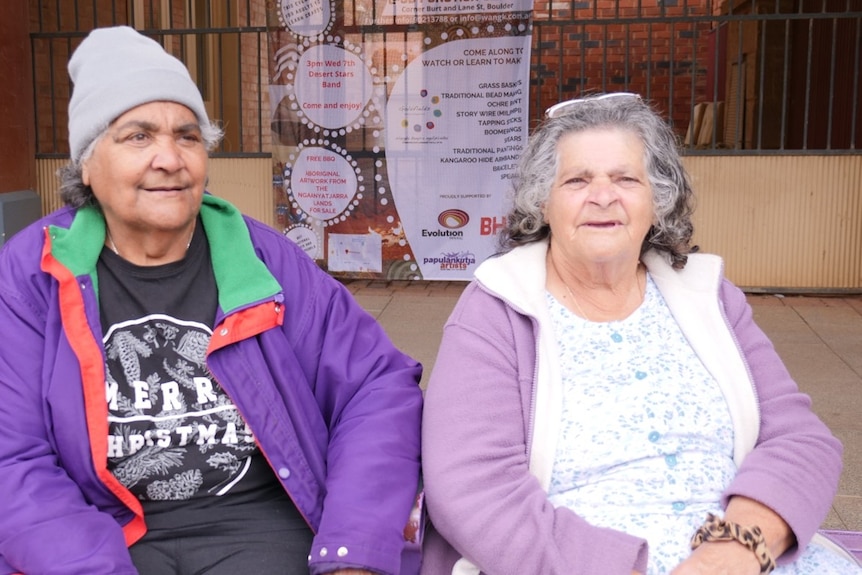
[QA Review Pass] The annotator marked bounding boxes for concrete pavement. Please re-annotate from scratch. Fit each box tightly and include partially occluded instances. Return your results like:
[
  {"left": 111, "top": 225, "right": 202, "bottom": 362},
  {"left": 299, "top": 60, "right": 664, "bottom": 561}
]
[{"left": 341, "top": 279, "right": 862, "bottom": 532}]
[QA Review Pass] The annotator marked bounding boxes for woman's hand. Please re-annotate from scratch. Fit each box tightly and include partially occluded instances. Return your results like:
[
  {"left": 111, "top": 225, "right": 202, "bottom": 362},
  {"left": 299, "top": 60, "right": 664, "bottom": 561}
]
[
  {"left": 669, "top": 540, "right": 760, "bottom": 575},
  {"left": 671, "top": 495, "right": 794, "bottom": 574}
]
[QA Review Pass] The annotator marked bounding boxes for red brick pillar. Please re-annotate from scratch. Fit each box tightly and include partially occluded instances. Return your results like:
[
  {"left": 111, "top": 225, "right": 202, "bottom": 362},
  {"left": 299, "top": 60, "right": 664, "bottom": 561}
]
[{"left": 0, "top": 2, "right": 36, "bottom": 195}]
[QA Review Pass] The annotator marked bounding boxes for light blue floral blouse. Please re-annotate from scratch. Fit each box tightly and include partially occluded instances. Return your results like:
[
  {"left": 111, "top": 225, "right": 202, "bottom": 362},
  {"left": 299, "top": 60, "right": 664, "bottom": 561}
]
[{"left": 545, "top": 274, "right": 860, "bottom": 574}]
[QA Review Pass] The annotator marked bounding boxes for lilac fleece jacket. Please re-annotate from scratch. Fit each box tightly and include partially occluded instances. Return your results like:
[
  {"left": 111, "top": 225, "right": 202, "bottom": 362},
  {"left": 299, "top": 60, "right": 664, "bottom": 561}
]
[{"left": 421, "top": 241, "right": 843, "bottom": 575}]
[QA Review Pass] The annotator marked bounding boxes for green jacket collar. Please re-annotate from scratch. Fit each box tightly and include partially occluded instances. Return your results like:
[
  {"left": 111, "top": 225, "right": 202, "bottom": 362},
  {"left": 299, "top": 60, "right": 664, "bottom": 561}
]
[{"left": 48, "top": 195, "right": 281, "bottom": 314}]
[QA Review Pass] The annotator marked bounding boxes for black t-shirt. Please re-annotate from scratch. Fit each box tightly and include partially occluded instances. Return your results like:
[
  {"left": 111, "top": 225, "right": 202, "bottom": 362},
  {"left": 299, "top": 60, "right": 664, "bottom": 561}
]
[{"left": 97, "top": 222, "right": 303, "bottom": 531}]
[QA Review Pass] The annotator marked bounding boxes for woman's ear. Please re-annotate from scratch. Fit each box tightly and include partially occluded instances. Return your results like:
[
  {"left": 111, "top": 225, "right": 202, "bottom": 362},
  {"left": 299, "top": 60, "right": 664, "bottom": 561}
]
[{"left": 81, "top": 161, "right": 91, "bottom": 186}]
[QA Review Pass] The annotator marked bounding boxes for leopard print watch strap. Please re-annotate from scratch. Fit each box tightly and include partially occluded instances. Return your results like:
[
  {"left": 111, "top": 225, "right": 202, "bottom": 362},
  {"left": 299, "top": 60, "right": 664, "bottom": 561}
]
[{"left": 690, "top": 512, "right": 777, "bottom": 574}]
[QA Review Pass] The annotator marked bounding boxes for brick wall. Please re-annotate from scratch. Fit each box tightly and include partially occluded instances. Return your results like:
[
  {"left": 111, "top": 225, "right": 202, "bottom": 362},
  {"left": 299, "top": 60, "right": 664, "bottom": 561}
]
[{"left": 530, "top": 0, "right": 714, "bottom": 135}]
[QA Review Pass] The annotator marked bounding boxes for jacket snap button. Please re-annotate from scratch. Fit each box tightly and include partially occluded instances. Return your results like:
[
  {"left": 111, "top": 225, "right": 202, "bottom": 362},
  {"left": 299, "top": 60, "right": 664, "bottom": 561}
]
[
  {"left": 319, "top": 547, "right": 328, "bottom": 557},
  {"left": 278, "top": 467, "right": 290, "bottom": 479},
  {"left": 337, "top": 546, "right": 348, "bottom": 557}
]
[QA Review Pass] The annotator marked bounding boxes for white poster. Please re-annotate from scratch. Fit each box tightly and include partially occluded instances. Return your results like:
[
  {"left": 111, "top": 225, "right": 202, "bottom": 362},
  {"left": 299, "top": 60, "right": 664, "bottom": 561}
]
[
  {"left": 385, "top": 36, "right": 529, "bottom": 278},
  {"left": 269, "top": 0, "right": 533, "bottom": 280}
]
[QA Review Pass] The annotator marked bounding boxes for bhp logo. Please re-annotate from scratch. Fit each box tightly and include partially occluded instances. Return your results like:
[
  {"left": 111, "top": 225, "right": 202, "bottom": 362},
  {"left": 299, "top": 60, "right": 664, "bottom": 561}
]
[{"left": 480, "top": 216, "right": 505, "bottom": 236}]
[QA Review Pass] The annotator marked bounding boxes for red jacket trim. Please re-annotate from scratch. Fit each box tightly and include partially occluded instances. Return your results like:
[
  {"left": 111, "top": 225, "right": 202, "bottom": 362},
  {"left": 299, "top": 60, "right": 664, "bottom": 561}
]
[
  {"left": 208, "top": 300, "right": 284, "bottom": 353},
  {"left": 40, "top": 229, "right": 147, "bottom": 546}
]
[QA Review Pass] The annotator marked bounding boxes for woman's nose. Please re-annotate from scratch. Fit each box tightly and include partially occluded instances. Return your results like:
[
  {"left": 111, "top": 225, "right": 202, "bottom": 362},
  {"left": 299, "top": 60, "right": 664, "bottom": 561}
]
[
  {"left": 587, "top": 179, "right": 617, "bottom": 206},
  {"left": 150, "top": 139, "right": 185, "bottom": 171}
]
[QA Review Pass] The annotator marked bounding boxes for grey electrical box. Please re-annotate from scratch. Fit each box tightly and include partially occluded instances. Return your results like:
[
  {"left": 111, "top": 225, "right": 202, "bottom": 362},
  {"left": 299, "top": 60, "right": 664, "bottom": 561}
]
[{"left": 0, "top": 190, "right": 42, "bottom": 248}]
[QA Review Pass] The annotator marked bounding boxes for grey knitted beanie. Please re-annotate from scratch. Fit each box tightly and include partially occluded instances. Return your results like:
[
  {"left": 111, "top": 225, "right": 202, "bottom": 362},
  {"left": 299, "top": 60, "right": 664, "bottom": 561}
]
[{"left": 67, "top": 26, "right": 210, "bottom": 162}]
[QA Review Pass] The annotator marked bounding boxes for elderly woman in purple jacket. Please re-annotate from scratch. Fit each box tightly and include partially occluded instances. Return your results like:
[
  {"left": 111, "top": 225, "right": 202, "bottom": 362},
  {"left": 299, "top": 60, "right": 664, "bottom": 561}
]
[
  {"left": 0, "top": 27, "right": 422, "bottom": 575},
  {"left": 420, "top": 93, "right": 860, "bottom": 575}
]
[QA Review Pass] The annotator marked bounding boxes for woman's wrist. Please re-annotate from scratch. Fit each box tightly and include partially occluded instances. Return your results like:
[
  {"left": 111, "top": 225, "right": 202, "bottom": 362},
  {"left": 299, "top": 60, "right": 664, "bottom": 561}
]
[
  {"left": 723, "top": 495, "right": 796, "bottom": 559},
  {"left": 690, "top": 513, "right": 776, "bottom": 574}
]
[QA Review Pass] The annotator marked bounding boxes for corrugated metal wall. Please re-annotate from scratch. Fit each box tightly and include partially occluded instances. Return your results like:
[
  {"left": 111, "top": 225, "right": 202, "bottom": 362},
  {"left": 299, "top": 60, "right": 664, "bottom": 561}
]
[
  {"left": 36, "top": 159, "right": 64, "bottom": 216},
  {"left": 207, "top": 158, "right": 275, "bottom": 229},
  {"left": 37, "top": 156, "right": 862, "bottom": 292},
  {"left": 36, "top": 157, "right": 275, "bottom": 229},
  {"left": 686, "top": 156, "right": 862, "bottom": 292}
]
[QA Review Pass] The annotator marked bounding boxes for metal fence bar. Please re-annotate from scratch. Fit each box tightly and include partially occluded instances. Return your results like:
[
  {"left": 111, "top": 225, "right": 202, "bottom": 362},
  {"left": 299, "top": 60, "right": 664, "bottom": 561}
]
[
  {"left": 803, "top": 15, "right": 813, "bottom": 150},
  {"left": 601, "top": 16, "right": 612, "bottom": 93},
  {"left": 780, "top": 17, "right": 790, "bottom": 151},
  {"left": 48, "top": 38, "right": 58, "bottom": 154},
  {"left": 624, "top": 21, "right": 631, "bottom": 89},
  {"left": 668, "top": 20, "right": 675, "bottom": 130},
  {"left": 710, "top": 16, "right": 720, "bottom": 150},
  {"left": 559, "top": 24, "right": 566, "bottom": 102},
  {"left": 645, "top": 20, "right": 653, "bottom": 101},
  {"left": 827, "top": 16, "right": 837, "bottom": 150},
  {"left": 30, "top": 0, "right": 862, "bottom": 157},
  {"left": 217, "top": 33, "right": 224, "bottom": 142},
  {"left": 578, "top": 22, "right": 586, "bottom": 94},
  {"left": 30, "top": 34, "right": 40, "bottom": 156},
  {"left": 736, "top": 15, "right": 744, "bottom": 150},
  {"left": 762, "top": 1, "right": 771, "bottom": 150},
  {"left": 853, "top": 16, "right": 861, "bottom": 149}
]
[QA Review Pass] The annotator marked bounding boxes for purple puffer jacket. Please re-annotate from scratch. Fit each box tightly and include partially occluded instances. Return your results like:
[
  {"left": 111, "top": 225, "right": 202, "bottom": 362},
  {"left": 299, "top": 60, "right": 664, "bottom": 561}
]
[{"left": 0, "top": 194, "right": 423, "bottom": 575}]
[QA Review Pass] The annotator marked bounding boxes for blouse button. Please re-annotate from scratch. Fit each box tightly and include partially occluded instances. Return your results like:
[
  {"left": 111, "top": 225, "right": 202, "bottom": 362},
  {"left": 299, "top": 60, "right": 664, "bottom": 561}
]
[
  {"left": 337, "top": 546, "right": 348, "bottom": 557},
  {"left": 648, "top": 431, "right": 661, "bottom": 443},
  {"left": 672, "top": 501, "right": 687, "bottom": 511},
  {"left": 665, "top": 454, "right": 678, "bottom": 467}
]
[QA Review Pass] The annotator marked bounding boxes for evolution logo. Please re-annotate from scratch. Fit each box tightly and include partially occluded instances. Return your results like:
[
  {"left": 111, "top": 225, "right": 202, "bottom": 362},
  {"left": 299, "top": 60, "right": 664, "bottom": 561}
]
[
  {"left": 421, "top": 209, "right": 470, "bottom": 238},
  {"left": 437, "top": 209, "right": 470, "bottom": 229}
]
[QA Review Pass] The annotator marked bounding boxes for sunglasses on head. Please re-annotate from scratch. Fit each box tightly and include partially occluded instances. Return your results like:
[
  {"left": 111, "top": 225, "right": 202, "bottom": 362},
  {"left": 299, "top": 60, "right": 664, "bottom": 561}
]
[{"left": 544, "top": 92, "right": 643, "bottom": 119}]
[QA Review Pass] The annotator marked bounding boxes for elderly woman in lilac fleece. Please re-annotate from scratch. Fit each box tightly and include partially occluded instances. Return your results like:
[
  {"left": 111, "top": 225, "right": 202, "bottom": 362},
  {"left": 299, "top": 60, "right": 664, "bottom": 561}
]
[{"left": 420, "top": 93, "right": 861, "bottom": 575}]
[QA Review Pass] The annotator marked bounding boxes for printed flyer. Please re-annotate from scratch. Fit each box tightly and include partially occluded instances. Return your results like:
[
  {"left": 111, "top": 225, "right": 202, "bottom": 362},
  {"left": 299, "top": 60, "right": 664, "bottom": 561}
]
[{"left": 268, "top": 0, "right": 532, "bottom": 280}]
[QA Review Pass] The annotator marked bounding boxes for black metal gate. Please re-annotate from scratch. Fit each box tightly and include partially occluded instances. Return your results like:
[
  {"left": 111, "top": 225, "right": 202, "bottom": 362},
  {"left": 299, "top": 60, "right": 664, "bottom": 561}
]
[{"left": 29, "top": 0, "right": 861, "bottom": 156}]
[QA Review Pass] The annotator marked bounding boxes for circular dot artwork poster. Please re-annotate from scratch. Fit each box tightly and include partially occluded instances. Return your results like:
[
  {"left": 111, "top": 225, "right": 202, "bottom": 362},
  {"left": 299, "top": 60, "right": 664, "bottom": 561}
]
[{"left": 268, "top": 0, "right": 533, "bottom": 279}]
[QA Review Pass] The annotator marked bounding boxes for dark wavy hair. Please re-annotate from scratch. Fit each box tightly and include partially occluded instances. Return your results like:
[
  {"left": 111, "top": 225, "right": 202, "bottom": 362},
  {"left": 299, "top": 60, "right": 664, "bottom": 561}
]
[
  {"left": 498, "top": 94, "right": 696, "bottom": 269},
  {"left": 57, "top": 118, "right": 224, "bottom": 208}
]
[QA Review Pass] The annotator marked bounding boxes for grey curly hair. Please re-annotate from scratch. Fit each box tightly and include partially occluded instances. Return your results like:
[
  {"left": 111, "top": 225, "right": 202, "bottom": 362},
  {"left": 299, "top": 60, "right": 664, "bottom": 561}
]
[
  {"left": 498, "top": 94, "right": 696, "bottom": 269},
  {"left": 57, "top": 119, "right": 224, "bottom": 208}
]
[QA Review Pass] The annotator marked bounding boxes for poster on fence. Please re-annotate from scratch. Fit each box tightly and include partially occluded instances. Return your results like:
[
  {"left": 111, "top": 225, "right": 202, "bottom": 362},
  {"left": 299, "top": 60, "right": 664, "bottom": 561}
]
[{"left": 267, "top": 0, "right": 532, "bottom": 280}]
